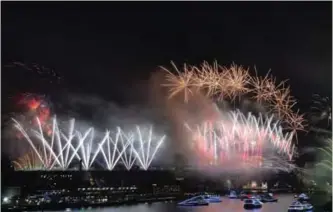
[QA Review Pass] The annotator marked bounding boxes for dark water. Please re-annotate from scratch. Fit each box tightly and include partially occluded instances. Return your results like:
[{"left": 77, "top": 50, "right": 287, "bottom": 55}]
[{"left": 42, "top": 195, "right": 295, "bottom": 212}]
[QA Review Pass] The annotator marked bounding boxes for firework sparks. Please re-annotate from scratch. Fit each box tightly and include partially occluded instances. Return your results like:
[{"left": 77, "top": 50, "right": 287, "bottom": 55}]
[
  {"left": 192, "top": 61, "right": 227, "bottom": 99},
  {"left": 316, "top": 138, "right": 332, "bottom": 172},
  {"left": 13, "top": 149, "right": 45, "bottom": 171},
  {"left": 12, "top": 117, "right": 166, "bottom": 171},
  {"left": 161, "top": 62, "right": 196, "bottom": 103},
  {"left": 270, "top": 86, "right": 297, "bottom": 119},
  {"left": 311, "top": 94, "right": 332, "bottom": 127},
  {"left": 223, "top": 64, "right": 251, "bottom": 100},
  {"left": 185, "top": 110, "right": 296, "bottom": 171},
  {"left": 249, "top": 71, "right": 286, "bottom": 104},
  {"left": 11, "top": 93, "right": 53, "bottom": 138},
  {"left": 130, "top": 126, "right": 166, "bottom": 170},
  {"left": 95, "top": 128, "right": 131, "bottom": 171},
  {"left": 117, "top": 131, "right": 136, "bottom": 170},
  {"left": 284, "top": 110, "right": 307, "bottom": 142},
  {"left": 4, "top": 61, "right": 63, "bottom": 84}
]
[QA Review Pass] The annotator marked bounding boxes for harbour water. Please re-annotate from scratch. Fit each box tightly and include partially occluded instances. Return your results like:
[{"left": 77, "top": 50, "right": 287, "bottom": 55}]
[{"left": 40, "top": 194, "right": 295, "bottom": 212}]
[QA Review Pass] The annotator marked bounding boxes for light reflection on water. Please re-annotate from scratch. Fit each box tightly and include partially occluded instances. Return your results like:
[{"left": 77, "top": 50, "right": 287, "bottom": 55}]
[{"left": 43, "top": 195, "right": 294, "bottom": 212}]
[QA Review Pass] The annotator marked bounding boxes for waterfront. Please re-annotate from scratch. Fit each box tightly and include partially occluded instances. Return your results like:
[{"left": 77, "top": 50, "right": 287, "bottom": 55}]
[{"left": 39, "top": 194, "right": 294, "bottom": 212}]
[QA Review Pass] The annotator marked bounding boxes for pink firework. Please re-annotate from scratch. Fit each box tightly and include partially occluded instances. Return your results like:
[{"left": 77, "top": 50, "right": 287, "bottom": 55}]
[{"left": 185, "top": 110, "right": 295, "bottom": 171}]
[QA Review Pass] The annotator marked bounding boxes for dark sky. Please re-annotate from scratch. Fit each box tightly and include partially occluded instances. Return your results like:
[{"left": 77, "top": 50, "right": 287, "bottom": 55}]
[{"left": 2, "top": 2, "right": 332, "bottom": 107}]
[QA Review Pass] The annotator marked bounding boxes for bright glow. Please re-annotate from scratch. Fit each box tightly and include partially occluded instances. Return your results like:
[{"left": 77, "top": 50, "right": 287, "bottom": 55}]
[
  {"left": 185, "top": 110, "right": 296, "bottom": 172},
  {"left": 3, "top": 197, "right": 9, "bottom": 203},
  {"left": 12, "top": 117, "right": 165, "bottom": 171}
]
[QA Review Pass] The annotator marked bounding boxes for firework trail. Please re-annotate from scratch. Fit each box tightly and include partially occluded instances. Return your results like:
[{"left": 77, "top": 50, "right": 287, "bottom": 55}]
[
  {"left": 130, "top": 126, "right": 166, "bottom": 170},
  {"left": 4, "top": 61, "right": 63, "bottom": 84},
  {"left": 310, "top": 94, "right": 332, "bottom": 127},
  {"left": 93, "top": 128, "right": 130, "bottom": 170},
  {"left": 161, "top": 62, "right": 196, "bottom": 103},
  {"left": 185, "top": 110, "right": 296, "bottom": 172},
  {"left": 117, "top": 131, "right": 136, "bottom": 170},
  {"left": 12, "top": 117, "right": 166, "bottom": 171},
  {"left": 12, "top": 149, "right": 45, "bottom": 171},
  {"left": 9, "top": 93, "right": 53, "bottom": 140},
  {"left": 316, "top": 138, "right": 332, "bottom": 172},
  {"left": 223, "top": 63, "right": 251, "bottom": 100}
]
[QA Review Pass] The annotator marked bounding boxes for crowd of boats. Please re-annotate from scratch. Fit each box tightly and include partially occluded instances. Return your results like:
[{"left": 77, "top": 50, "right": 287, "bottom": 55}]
[{"left": 177, "top": 191, "right": 314, "bottom": 211}]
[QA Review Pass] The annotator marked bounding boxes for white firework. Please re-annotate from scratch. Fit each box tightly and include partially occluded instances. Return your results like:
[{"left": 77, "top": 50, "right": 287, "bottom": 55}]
[
  {"left": 185, "top": 110, "right": 296, "bottom": 171},
  {"left": 12, "top": 117, "right": 166, "bottom": 171},
  {"left": 130, "top": 126, "right": 166, "bottom": 170}
]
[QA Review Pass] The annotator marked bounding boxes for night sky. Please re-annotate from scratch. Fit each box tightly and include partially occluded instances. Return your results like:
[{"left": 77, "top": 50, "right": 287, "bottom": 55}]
[
  {"left": 2, "top": 2, "right": 332, "bottom": 105},
  {"left": 1, "top": 2, "right": 332, "bottom": 167}
]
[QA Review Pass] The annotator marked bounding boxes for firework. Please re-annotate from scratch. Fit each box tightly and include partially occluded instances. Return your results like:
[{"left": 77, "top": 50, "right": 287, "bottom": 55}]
[
  {"left": 185, "top": 110, "right": 296, "bottom": 171},
  {"left": 270, "top": 86, "right": 297, "bottom": 119},
  {"left": 311, "top": 94, "right": 332, "bottom": 127},
  {"left": 130, "top": 126, "right": 166, "bottom": 170},
  {"left": 4, "top": 61, "right": 63, "bottom": 84},
  {"left": 13, "top": 149, "right": 45, "bottom": 171},
  {"left": 161, "top": 61, "right": 305, "bottom": 136},
  {"left": 223, "top": 64, "right": 251, "bottom": 100},
  {"left": 161, "top": 62, "right": 196, "bottom": 103},
  {"left": 117, "top": 131, "right": 136, "bottom": 170},
  {"left": 249, "top": 71, "right": 287, "bottom": 104},
  {"left": 192, "top": 61, "right": 227, "bottom": 99},
  {"left": 316, "top": 138, "right": 332, "bottom": 172},
  {"left": 93, "top": 128, "right": 131, "bottom": 170},
  {"left": 284, "top": 110, "right": 307, "bottom": 142},
  {"left": 11, "top": 93, "right": 53, "bottom": 139},
  {"left": 12, "top": 117, "right": 165, "bottom": 171}
]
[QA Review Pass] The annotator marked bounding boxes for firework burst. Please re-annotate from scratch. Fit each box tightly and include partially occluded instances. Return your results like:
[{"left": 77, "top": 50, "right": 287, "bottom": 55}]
[
  {"left": 223, "top": 64, "right": 251, "bottom": 100},
  {"left": 316, "top": 138, "right": 332, "bottom": 172},
  {"left": 12, "top": 117, "right": 166, "bottom": 171},
  {"left": 13, "top": 149, "right": 46, "bottom": 171},
  {"left": 130, "top": 126, "right": 166, "bottom": 170},
  {"left": 192, "top": 61, "right": 227, "bottom": 99},
  {"left": 249, "top": 71, "right": 286, "bottom": 104},
  {"left": 185, "top": 110, "right": 296, "bottom": 172},
  {"left": 161, "top": 61, "right": 306, "bottom": 138},
  {"left": 310, "top": 94, "right": 332, "bottom": 127},
  {"left": 161, "top": 62, "right": 196, "bottom": 103}
]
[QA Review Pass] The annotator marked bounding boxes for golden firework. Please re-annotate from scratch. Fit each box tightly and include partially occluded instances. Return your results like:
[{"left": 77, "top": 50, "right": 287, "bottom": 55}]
[
  {"left": 13, "top": 149, "right": 46, "bottom": 171},
  {"left": 284, "top": 110, "right": 307, "bottom": 142},
  {"left": 270, "top": 86, "right": 297, "bottom": 119},
  {"left": 161, "top": 62, "right": 196, "bottom": 103},
  {"left": 223, "top": 64, "right": 251, "bottom": 100},
  {"left": 192, "top": 61, "right": 228, "bottom": 99}
]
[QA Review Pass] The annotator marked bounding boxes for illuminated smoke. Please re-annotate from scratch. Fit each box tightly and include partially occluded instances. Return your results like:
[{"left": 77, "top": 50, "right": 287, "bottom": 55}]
[{"left": 185, "top": 110, "right": 296, "bottom": 172}]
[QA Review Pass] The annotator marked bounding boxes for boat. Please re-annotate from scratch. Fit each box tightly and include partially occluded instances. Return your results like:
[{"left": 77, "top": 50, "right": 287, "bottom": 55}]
[
  {"left": 288, "top": 201, "right": 313, "bottom": 212},
  {"left": 203, "top": 194, "right": 222, "bottom": 203},
  {"left": 243, "top": 198, "right": 263, "bottom": 209},
  {"left": 297, "top": 193, "right": 310, "bottom": 202},
  {"left": 260, "top": 193, "right": 278, "bottom": 203},
  {"left": 228, "top": 190, "right": 238, "bottom": 199},
  {"left": 240, "top": 191, "right": 254, "bottom": 200},
  {"left": 177, "top": 196, "right": 209, "bottom": 206}
]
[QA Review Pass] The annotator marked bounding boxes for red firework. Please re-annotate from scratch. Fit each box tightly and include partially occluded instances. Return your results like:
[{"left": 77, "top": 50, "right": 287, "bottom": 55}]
[{"left": 14, "top": 93, "right": 53, "bottom": 137}]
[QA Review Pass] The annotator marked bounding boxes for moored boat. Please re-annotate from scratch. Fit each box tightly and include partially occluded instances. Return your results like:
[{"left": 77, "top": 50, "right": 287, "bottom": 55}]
[
  {"left": 177, "top": 196, "right": 209, "bottom": 206},
  {"left": 243, "top": 199, "right": 263, "bottom": 210},
  {"left": 228, "top": 190, "right": 238, "bottom": 199},
  {"left": 288, "top": 201, "right": 313, "bottom": 212},
  {"left": 260, "top": 193, "right": 278, "bottom": 203},
  {"left": 297, "top": 193, "right": 310, "bottom": 202},
  {"left": 203, "top": 195, "right": 222, "bottom": 203}
]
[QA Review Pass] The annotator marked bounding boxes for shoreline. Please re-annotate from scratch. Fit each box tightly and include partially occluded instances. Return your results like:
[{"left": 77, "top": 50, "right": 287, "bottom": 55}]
[{"left": 2, "top": 196, "right": 178, "bottom": 212}]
